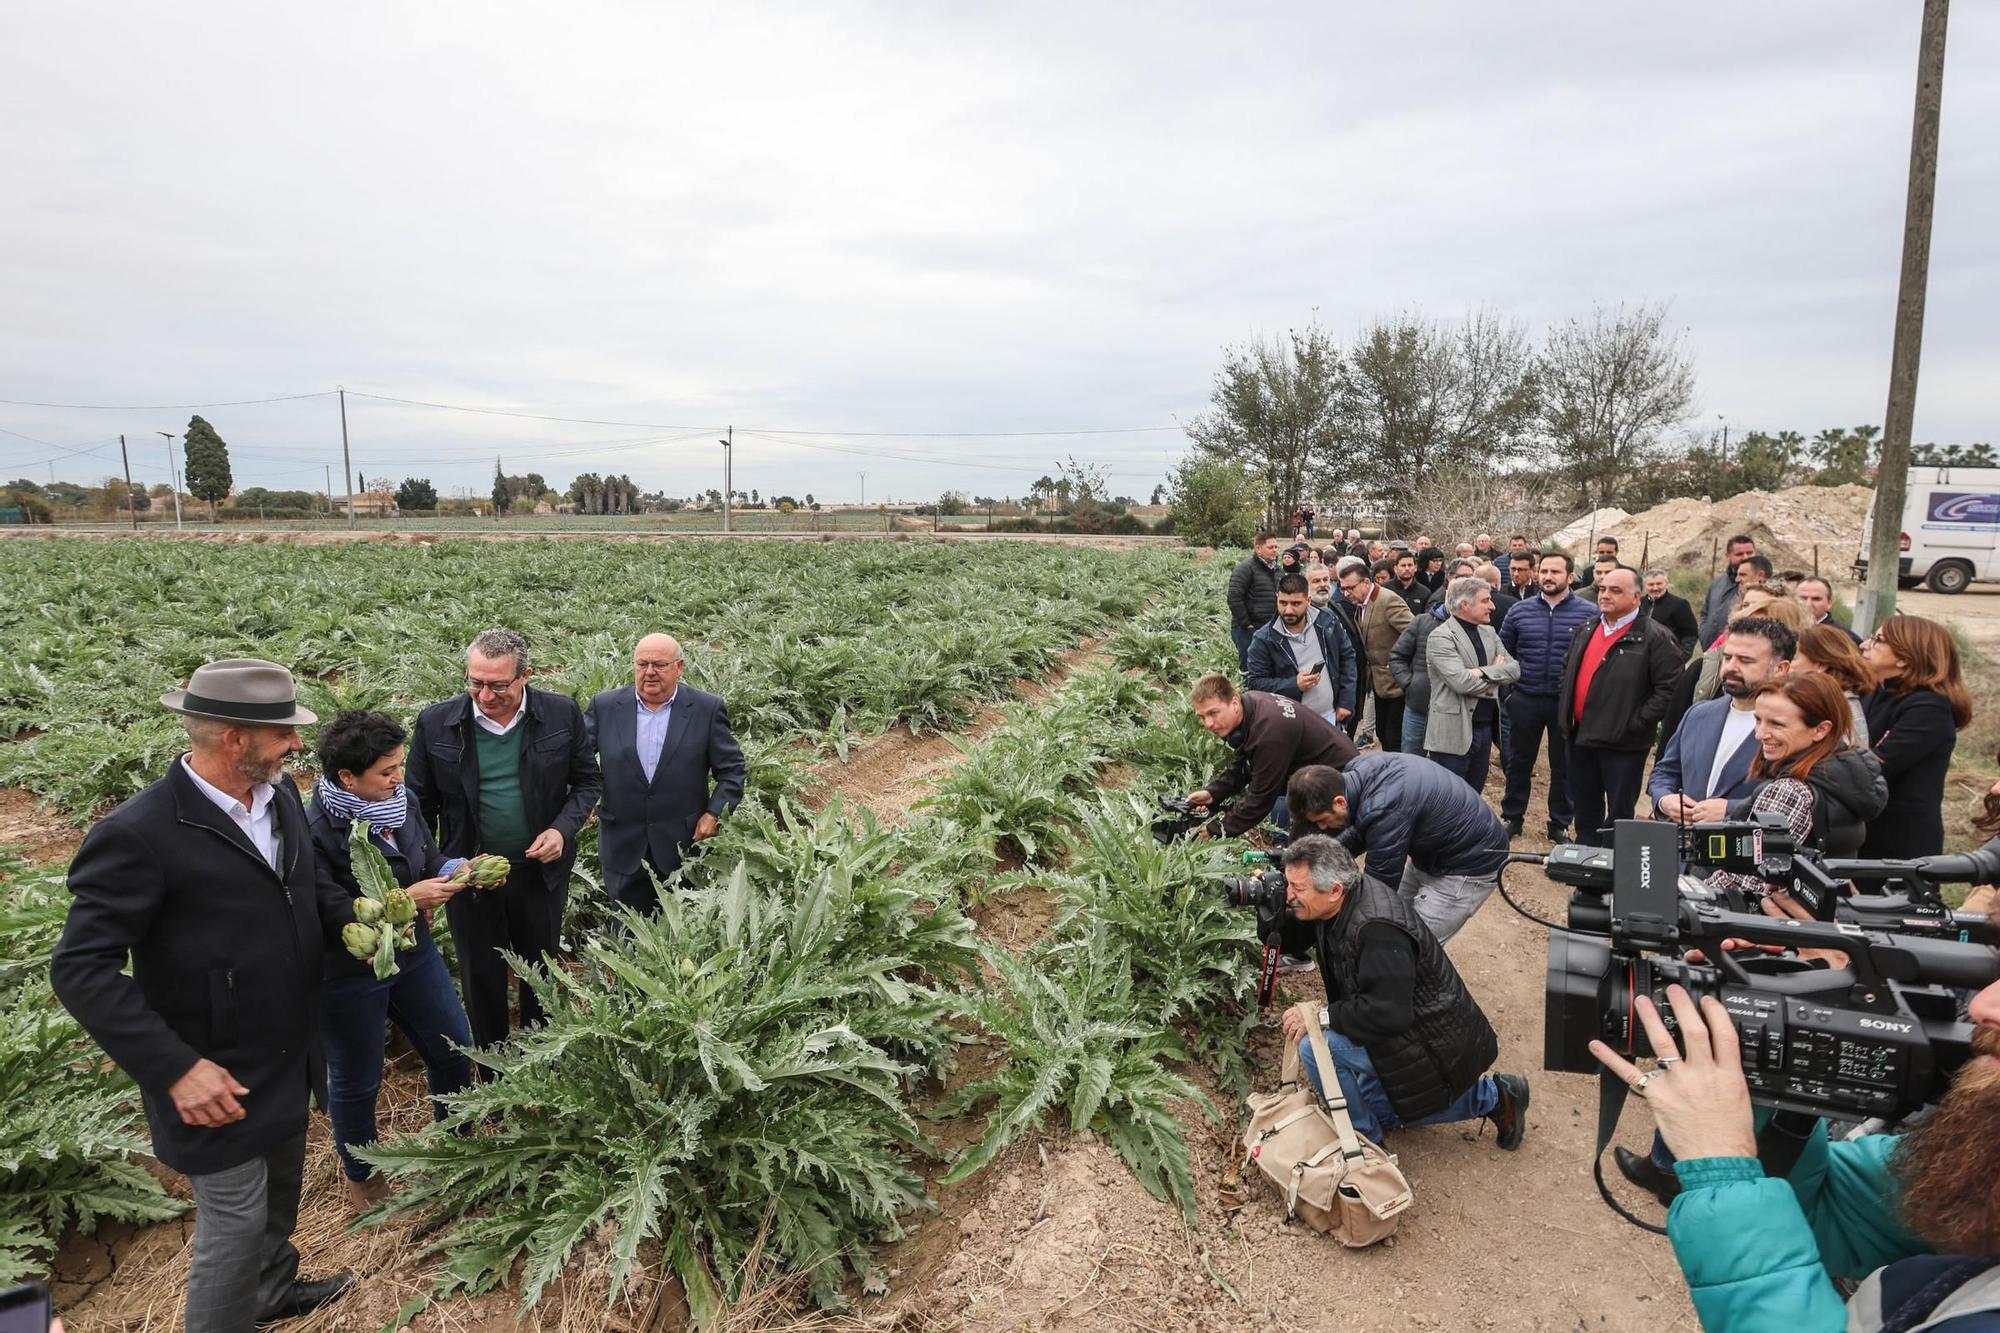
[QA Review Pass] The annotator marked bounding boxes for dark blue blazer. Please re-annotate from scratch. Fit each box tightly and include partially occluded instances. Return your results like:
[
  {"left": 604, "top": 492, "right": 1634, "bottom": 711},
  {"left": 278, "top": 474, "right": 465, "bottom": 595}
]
[
  {"left": 583, "top": 684, "right": 746, "bottom": 877},
  {"left": 1647, "top": 696, "right": 1760, "bottom": 812}
]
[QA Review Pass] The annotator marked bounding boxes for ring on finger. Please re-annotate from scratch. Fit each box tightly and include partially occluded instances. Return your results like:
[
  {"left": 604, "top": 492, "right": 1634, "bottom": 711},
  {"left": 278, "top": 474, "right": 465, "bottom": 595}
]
[
  {"left": 1657, "top": 1055, "right": 1682, "bottom": 1068},
  {"left": 1631, "top": 1071, "right": 1656, "bottom": 1096}
]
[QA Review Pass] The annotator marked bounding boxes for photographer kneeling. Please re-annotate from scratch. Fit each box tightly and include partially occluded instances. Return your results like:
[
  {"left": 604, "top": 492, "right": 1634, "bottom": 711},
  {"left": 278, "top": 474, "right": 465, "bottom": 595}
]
[
  {"left": 1277, "top": 835, "right": 1530, "bottom": 1148},
  {"left": 1596, "top": 979, "right": 2000, "bottom": 1331},
  {"left": 1185, "top": 673, "right": 1358, "bottom": 837},
  {"left": 1285, "top": 757, "right": 1510, "bottom": 944}
]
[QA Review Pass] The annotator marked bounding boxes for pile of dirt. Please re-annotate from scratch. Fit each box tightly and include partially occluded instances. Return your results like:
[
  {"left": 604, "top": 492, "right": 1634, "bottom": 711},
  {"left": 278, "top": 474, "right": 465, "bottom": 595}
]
[{"left": 1561, "top": 484, "right": 1873, "bottom": 579}]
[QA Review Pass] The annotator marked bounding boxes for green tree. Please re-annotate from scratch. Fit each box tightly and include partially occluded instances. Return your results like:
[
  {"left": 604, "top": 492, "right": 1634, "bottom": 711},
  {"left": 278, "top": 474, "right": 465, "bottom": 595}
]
[
  {"left": 1164, "top": 456, "right": 1261, "bottom": 549},
  {"left": 1339, "top": 308, "right": 1536, "bottom": 527},
  {"left": 1963, "top": 443, "right": 1997, "bottom": 467},
  {"left": 1186, "top": 320, "right": 1343, "bottom": 532},
  {"left": 1537, "top": 302, "right": 1696, "bottom": 504},
  {"left": 395, "top": 478, "right": 438, "bottom": 510},
  {"left": 492, "top": 460, "right": 510, "bottom": 515},
  {"left": 181, "top": 415, "right": 234, "bottom": 521},
  {"left": 1809, "top": 424, "right": 1879, "bottom": 486}
]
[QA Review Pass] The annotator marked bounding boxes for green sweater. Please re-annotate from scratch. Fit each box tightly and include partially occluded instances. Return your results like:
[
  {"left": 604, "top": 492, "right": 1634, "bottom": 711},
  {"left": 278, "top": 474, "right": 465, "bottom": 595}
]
[{"left": 474, "top": 724, "right": 532, "bottom": 858}]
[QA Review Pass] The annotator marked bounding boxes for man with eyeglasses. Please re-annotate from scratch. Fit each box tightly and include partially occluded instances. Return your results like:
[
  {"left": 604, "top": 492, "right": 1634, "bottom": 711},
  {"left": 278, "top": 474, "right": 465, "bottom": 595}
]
[
  {"left": 583, "top": 634, "right": 745, "bottom": 914},
  {"left": 407, "top": 627, "right": 602, "bottom": 1048}
]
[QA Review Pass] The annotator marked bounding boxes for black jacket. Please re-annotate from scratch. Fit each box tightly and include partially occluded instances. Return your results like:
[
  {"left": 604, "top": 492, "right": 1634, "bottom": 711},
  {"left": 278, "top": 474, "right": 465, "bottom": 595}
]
[
  {"left": 1388, "top": 607, "right": 1448, "bottom": 715},
  {"left": 1320, "top": 596, "right": 1368, "bottom": 699},
  {"left": 1860, "top": 687, "right": 1960, "bottom": 858},
  {"left": 305, "top": 791, "right": 450, "bottom": 980},
  {"left": 1204, "top": 691, "right": 1359, "bottom": 837},
  {"left": 1390, "top": 577, "right": 1429, "bottom": 616},
  {"left": 1227, "top": 554, "right": 1280, "bottom": 631},
  {"left": 1308, "top": 877, "right": 1498, "bottom": 1121},
  {"left": 51, "top": 761, "right": 352, "bottom": 1175},
  {"left": 406, "top": 687, "right": 604, "bottom": 897},
  {"left": 1639, "top": 591, "right": 1700, "bottom": 659},
  {"left": 583, "top": 684, "right": 747, "bottom": 878},
  {"left": 1556, "top": 615, "right": 1686, "bottom": 751},
  {"left": 1320, "top": 751, "right": 1511, "bottom": 889},
  {"left": 1730, "top": 747, "right": 1887, "bottom": 860}
]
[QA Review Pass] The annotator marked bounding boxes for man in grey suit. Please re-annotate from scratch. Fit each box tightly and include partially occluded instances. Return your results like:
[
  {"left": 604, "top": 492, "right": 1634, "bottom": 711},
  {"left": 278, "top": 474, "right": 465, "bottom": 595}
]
[{"left": 584, "top": 634, "right": 746, "bottom": 912}]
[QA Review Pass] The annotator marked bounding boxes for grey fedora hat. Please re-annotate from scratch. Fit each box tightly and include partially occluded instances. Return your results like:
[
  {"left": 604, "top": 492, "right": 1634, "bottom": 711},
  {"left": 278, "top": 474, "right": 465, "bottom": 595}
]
[{"left": 161, "top": 658, "right": 318, "bottom": 726}]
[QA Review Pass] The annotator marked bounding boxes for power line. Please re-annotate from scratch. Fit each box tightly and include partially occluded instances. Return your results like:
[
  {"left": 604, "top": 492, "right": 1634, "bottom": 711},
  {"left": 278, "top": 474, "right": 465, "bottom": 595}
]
[
  {"left": 0, "top": 391, "right": 334, "bottom": 410},
  {"left": 343, "top": 390, "right": 1179, "bottom": 438}
]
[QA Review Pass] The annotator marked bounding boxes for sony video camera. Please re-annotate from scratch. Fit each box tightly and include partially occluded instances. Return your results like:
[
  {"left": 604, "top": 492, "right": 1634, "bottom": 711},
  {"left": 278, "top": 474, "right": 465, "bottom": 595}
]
[{"left": 1542, "top": 820, "right": 1999, "bottom": 1124}]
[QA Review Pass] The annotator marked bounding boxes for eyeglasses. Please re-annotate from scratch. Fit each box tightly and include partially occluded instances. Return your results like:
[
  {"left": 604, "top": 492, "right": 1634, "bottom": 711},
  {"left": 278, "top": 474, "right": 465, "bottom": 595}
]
[
  {"left": 465, "top": 675, "right": 522, "bottom": 696},
  {"left": 635, "top": 659, "right": 683, "bottom": 672}
]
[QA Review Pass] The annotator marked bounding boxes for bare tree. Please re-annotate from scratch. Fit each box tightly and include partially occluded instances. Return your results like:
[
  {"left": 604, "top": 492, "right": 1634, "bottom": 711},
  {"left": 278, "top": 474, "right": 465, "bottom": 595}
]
[
  {"left": 1185, "top": 320, "right": 1343, "bottom": 530},
  {"left": 1537, "top": 302, "right": 1697, "bottom": 503},
  {"left": 1338, "top": 309, "right": 1536, "bottom": 529}
]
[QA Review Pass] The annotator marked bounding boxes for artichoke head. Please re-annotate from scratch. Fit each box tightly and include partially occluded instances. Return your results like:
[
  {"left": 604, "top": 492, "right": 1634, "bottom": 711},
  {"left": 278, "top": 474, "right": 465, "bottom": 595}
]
[
  {"left": 352, "top": 896, "right": 385, "bottom": 925},
  {"left": 342, "top": 922, "right": 380, "bottom": 960},
  {"left": 384, "top": 888, "right": 417, "bottom": 927}
]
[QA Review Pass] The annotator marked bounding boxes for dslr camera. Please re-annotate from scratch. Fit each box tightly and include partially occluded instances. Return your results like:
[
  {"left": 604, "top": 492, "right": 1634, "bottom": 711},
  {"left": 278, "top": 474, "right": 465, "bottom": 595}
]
[
  {"left": 1218, "top": 855, "right": 1293, "bottom": 1004},
  {"left": 1539, "top": 819, "right": 2000, "bottom": 1124}
]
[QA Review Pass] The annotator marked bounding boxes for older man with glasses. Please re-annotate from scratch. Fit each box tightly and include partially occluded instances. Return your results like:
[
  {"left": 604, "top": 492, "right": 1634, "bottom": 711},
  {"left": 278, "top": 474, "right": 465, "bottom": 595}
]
[
  {"left": 583, "top": 633, "right": 746, "bottom": 914},
  {"left": 407, "top": 627, "right": 602, "bottom": 1048}
]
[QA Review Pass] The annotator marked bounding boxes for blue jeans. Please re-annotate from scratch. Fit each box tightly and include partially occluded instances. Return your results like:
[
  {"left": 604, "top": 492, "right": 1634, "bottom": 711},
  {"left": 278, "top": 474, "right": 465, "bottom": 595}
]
[
  {"left": 320, "top": 939, "right": 473, "bottom": 1182},
  {"left": 1269, "top": 794, "right": 1290, "bottom": 834},
  {"left": 1428, "top": 722, "right": 1494, "bottom": 792},
  {"left": 1296, "top": 1026, "right": 1499, "bottom": 1142},
  {"left": 1231, "top": 625, "right": 1255, "bottom": 671},
  {"left": 1401, "top": 708, "right": 1428, "bottom": 754}
]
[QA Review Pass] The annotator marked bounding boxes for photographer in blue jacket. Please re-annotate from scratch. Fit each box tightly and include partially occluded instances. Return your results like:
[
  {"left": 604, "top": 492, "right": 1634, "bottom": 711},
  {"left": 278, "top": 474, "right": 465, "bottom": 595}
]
[{"left": 1592, "top": 979, "right": 2000, "bottom": 1331}]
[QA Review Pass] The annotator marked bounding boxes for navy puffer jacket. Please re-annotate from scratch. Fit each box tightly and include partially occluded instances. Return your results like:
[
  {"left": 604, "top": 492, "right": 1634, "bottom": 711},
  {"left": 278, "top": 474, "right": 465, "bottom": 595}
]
[
  {"left": 1499, "top": 589, "right": 1598, "bottom": 696},
  {"left": 1306, "top": 751, "right": 1510, "bottom": 890}
]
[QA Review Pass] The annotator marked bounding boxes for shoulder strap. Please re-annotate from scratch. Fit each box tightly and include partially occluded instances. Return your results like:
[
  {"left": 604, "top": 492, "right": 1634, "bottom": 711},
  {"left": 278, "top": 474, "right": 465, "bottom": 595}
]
[{"left": 1303, "top": 1007, "right": 1368, "bottom": 1161}]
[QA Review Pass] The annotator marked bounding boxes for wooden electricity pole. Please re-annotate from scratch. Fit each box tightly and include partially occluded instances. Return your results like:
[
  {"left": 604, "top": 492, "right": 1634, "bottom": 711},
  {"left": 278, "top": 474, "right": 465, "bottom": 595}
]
[
  {"left": 1857, "top": 0, "right": 1949, "bottom": 635},
  {"left": 119, "top": 434, "right": 137, "bottom": 530}
]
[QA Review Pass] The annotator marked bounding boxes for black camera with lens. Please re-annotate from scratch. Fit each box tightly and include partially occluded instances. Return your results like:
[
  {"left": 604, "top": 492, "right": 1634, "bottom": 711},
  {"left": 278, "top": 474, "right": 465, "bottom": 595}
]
[
  {"left": 1219, "top": 859, "right": 1294, "bottom": 1005},
  {"left": 1541, "top": 820, "right": 1999, "bottom": 1124}
]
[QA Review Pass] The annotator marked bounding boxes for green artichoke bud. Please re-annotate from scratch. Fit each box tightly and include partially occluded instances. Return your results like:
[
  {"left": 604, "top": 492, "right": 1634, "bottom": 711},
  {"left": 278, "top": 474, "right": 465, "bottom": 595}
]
[
  {"left": 342, "top": 922, "right": 380, "bottom": 960},
  {"left": 451, "top": 854, "right": 511, "bottom": 888},
  {"left": 352, "top": 897, "right": 384, "bottom": 925},
  {"left": 679, "top": 957, "right": 697, "bottom": 979},
  {"left": 384, "top": 888, "right": 417, "bottom": 927}
]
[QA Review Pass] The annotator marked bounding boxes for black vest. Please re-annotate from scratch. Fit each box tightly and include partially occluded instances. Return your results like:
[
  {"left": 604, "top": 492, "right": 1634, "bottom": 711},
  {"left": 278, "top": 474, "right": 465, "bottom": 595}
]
[{"left": 1316, "top": 878, "right": 1498, "bottom": 1121}]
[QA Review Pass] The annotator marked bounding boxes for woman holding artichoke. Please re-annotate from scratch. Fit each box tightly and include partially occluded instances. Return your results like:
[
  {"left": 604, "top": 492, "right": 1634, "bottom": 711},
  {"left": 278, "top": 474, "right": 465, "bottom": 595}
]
[{"left": 306, "top": 710, "right": 479, "bottom": 1209}]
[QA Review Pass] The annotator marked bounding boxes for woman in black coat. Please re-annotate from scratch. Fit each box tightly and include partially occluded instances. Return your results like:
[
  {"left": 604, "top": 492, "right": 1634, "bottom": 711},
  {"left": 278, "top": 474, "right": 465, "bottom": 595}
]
[
  {"left": 1859, "top": 617, "right": 1973, "bottom": 858},
  {"left": 307, "top": 710, "right": 475, "bottom": 1209}
]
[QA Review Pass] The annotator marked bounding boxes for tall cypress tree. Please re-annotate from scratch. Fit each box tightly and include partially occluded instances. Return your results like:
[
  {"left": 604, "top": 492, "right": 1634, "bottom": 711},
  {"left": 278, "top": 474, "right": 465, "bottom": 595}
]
[{"left": 181, "top": 415, "right": 233, "bottom": 521}]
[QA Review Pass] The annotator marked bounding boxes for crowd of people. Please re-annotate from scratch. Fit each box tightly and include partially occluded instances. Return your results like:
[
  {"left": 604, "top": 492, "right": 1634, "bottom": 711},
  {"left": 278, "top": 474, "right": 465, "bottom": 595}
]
[
  {"left": 1213, "top": 520, "right": 2000, "bottom": 1329},
  {"left": 49, "top": 633, "right": 745, "bottom": 1332}
]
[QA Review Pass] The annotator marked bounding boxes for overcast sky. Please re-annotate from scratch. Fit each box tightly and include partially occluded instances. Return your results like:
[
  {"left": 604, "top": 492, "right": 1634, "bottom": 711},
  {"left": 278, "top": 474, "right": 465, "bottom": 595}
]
[{"left": 2, "top": 2, "right": 1994, "bottom": 505}]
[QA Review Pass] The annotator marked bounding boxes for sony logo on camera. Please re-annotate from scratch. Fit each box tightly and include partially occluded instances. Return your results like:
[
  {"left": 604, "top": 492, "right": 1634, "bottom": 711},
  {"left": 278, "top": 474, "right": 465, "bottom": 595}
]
[{"left": 1856, "top": 1017, "right": 1916, "bottom": 1034}]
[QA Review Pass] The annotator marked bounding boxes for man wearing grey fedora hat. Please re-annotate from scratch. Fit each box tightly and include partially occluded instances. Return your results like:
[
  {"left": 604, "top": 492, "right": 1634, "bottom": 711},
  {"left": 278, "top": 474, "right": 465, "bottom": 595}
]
[{"left": 52, "top": 658, "right": 359, "bottom": 1332}]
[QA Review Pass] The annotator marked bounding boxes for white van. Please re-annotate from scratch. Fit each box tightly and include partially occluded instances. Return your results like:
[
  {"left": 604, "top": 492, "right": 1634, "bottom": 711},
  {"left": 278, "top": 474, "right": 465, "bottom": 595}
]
[{"left": 1855, "top": 465, "right": 2000, "bottom": 595}]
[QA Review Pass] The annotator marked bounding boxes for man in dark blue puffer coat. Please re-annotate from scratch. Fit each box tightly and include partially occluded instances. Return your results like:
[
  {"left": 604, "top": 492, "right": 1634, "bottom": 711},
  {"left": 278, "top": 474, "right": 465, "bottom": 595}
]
[{"left": 1285, "top": 753, "right": 1509, "bottom": 944}]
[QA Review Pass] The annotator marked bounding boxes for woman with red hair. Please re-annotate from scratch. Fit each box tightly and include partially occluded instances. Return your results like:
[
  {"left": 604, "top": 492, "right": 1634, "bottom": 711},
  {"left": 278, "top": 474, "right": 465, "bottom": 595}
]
[{"left": 1860, "top": 616, "right": 1973, "bottom": 858}]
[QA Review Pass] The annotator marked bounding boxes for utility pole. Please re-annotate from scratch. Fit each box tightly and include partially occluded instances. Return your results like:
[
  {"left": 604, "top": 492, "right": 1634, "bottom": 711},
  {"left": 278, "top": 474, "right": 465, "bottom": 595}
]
[
  {"left": 858, "top": 471, "right": 867, "bottom": 507},
  {"left": 156, "top": 432, "right": 183, "bottom": 529},
  {"left": 339, "top": 387, "right": 356, "bottom": 529},
  {"left": 325, "top": 464, "right": 333, "bottom": 518},
  {"left": 119, "top": 434, "right": 137, "bottom": 530},
  {"left": 1859, "top": 0, "right": 1949, "bottom": 635},
  {"left": 716, "top": 427, "right": 734, "bottom": 533}
]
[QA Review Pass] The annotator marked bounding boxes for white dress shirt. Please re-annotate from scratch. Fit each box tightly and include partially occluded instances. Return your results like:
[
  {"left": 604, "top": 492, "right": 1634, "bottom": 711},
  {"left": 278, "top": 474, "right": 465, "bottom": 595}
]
[
  {"left": 473, "top": 702, "right": 526, "bottom": 736},
  {"left": 180, "top": 755, "right": 279, "bottom": 869}
]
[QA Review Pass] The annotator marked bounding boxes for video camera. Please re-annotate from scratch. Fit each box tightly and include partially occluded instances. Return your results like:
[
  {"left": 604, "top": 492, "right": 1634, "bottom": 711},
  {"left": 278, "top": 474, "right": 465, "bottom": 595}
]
[
  {"left": 1153, "top": 793, "right": 1224, "bottom": 844},
  {"left": 1538, "top": 820, "right": 2000, "bottom": 1125}
]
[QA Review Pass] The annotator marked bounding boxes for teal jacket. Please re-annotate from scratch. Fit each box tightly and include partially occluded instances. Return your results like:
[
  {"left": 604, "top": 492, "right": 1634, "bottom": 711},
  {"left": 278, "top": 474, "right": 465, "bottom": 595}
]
[{"left": 1668, "top": 1123, "right": 1927, "bottom": 1330}]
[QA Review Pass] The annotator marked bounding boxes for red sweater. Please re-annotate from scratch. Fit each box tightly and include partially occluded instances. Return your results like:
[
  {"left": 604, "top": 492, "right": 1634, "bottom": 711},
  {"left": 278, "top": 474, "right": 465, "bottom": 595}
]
[{"left": 1572, "top": 619, "right": 1632, "bottom": 724}]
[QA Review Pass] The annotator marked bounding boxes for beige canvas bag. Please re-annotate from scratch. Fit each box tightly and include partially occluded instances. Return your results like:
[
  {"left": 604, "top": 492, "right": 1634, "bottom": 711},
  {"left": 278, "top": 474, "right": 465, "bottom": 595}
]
[{"left": 1240, "top": 1005, "right": 1414, "bottom": 1246}]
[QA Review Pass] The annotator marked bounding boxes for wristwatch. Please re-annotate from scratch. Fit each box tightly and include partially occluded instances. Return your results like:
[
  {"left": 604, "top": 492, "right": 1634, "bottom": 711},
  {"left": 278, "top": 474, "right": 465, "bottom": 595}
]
[{"left": 1318, "top": 1005, "right": 1331, "bottom": 1029}]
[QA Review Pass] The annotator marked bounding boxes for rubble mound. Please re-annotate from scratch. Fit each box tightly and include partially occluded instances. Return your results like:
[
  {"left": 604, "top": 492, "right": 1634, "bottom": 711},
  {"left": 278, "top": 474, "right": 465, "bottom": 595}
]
[{"left": 1560, "top": 484, "right": 1874, "bottom": 579}]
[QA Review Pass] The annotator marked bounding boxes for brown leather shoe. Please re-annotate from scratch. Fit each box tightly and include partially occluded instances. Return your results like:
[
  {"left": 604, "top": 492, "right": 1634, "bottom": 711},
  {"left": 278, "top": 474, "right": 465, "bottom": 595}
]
[{"left": 344, "top": 1174, "right": 392, "bottom": 1211}]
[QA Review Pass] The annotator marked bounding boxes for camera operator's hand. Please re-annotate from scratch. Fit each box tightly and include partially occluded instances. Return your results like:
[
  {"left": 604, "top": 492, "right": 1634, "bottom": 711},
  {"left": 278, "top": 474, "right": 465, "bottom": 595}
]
[
  {"left": 1185, "top": 790, "right": 1212, "bottom": 811},
  {"left": 1962, "top": 884, "right": 1998, "bottom": 917},
  {"left": 1281, "top": 1002, "right": 1314, "bottom": 1044},
  {"left": 1589, "top": 986, "right": 1758, "bottom": 1163},
  {"left": 1762, "top": 892, "right": 1849, "bottom": 968}
]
